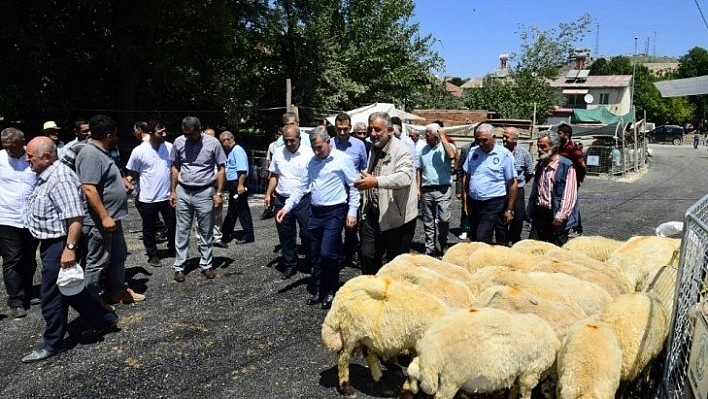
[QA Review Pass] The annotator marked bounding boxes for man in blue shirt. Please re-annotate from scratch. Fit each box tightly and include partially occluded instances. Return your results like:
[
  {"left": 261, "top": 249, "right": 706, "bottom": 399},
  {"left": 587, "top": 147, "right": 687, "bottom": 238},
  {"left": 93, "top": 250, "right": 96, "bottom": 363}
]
[
  {"left": 461, "top": 123, "right": 518, "bottom": 244},
  {"left": 276, "top": 127, "right": 359, "bottom": 310},
  {"left": 218, "top": 131, "right": 254, "bottom": 246},
  {"left": 333, "top": 113, "right": 367, "bottom": 269},
  {"left": 417, "top": 123, "right": 457, "bottom": 256},
  {"left": 502, "top": 127, "right": 534, "bottom": 245}
]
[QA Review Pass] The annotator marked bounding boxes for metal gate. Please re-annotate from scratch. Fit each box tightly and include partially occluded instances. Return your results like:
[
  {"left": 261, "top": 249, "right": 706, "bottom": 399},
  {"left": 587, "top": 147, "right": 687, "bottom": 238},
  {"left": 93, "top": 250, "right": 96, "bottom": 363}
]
[{"left": 661, "top": 195, "right": 708, "bottom": 399}]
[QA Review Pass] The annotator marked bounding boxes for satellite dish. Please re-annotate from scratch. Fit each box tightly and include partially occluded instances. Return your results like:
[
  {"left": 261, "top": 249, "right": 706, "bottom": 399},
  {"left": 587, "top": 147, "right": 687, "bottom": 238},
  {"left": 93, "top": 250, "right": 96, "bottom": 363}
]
[{"left": 584, "top": 93, "right": 594, "bottom": 104}]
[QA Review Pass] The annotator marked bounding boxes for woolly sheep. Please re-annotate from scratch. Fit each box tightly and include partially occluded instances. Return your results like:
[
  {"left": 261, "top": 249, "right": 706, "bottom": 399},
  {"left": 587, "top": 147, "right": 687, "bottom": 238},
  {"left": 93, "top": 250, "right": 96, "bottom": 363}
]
[
  {"left": 467, "top": 266, "right": 612, "bottom": 316},
  {"left": 511, "top": 239, "right": 559, "bottom": 255},
  {"left": 544, "top": 248, "right": 634, "bottom": 294},
  {"left": 390, "top": 253, "right": 473, "bottom": 283},
  {"left": 407, "top": 307, "right": 560, "bottom": 399},
  {"left": 441, "top": 242, "right": 490, "bottom": 269},
  {"left": 463, "top": 245, "right": 548, "bottom": 273},
  {"left": 556, "top": 320, "right": 622, "bottom": 399},
  {"left": 607, "top": 236, "right": 681, "bottom": 290},
  {"left": 562, "top": 235, "right": 623, "bottom": 262},
  {"left": 534, "top": 259, "right": 624, "bottom": 297},
  {"left": 472, "top": 285, "right": 583, "bottom": 338},
  {"left": 321, "top": 275, "right": 449, "bottom": 397},
  {"left": 377, "top": 258, "right": 476, "bottom": 308},
  {"left": 597, "top": 292, "right": 671, "bottom": 383}
]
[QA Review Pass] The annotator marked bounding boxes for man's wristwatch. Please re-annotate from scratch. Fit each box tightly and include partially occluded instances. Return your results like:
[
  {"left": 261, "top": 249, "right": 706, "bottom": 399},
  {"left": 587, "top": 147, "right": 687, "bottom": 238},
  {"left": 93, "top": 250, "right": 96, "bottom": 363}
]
[
  {"left": 505, "top": 209, "right": 514, "bottom": 215},
  {"left": 66, "top": 242, "right": 77, "bottom": 250}
]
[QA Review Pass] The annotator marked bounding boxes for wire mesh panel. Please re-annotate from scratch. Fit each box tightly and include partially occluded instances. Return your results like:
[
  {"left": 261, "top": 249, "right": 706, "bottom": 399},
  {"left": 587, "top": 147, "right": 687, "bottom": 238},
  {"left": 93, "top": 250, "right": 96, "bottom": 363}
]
[{"left": 661, "top": 195, "right": 708, "bottom": 399}]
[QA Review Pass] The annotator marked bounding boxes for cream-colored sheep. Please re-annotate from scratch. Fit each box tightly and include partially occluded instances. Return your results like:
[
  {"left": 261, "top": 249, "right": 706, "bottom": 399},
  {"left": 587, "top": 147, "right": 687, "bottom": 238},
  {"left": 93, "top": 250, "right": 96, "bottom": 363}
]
[
  {"left": 441, "top": 242, "right": 490, "bottom": 268},
  {"left": 407, "top": 307, "right": 560, "bottom": 399},
  {"left": 556, "top": 320, "right": 622, "bottom": 399},
  {"left": 377, "top": 258, "right": 476, "bottom": 308},
  {"left": 468, "top": 266, "right": 612, "bottom": 316},
  {"left": 472, "top": 285, "right": 583, "bottom": 338},
  {"left": 562, "top": 235, "right": 623, "bottom": 262},
  {"left": 607, "top": 236, "right": 681, "bottom": 290},
  {"left": 321, "top": 275, "right": 449, "bottom": 397},
  {"left": 390, "top": 253, "right": 473, "bottom": 283},
  {"left": 597, "top": 292, "right": 671, "bottom": 383},
  {"left": 511, "top": 239, "right": 559, "bottom": 255},
  {"left": 464, "top": 245, "right": 548, "bottom": 273},
  {"left": 544, "top": 248, "right": 634, "bottom": 294},
  {"left": 534, "top": 259, "right": 624, "bottom": 297}
]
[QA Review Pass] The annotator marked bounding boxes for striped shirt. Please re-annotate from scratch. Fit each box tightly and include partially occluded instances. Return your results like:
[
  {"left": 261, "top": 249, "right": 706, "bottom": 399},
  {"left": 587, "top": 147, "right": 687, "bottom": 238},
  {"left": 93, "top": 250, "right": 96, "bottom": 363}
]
[
  {"left": 511, "top": 146, "right": 534, "bottom": 189},
  {"left": 535, "top": 159, "right": 578, "bottom": 221},
  {"left": 27, "top": 161, "right": 86, "bottom": 240}
]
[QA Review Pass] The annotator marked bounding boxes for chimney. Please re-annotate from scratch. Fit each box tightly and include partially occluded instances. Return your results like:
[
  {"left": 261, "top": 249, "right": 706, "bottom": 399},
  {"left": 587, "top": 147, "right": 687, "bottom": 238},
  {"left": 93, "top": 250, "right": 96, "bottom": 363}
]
[
  {"left": 576, "top": 53, "right": 587, "bottom": 70},
  {"left": 499, "top": 54, "right": 509, "bottom": 69}
]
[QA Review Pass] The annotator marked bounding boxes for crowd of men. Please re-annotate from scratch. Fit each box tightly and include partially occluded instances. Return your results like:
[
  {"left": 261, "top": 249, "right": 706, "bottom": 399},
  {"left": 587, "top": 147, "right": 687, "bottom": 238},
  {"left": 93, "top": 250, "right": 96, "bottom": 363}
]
[{"left": 0, "top": 111, "right": 584, "bottom": 362}]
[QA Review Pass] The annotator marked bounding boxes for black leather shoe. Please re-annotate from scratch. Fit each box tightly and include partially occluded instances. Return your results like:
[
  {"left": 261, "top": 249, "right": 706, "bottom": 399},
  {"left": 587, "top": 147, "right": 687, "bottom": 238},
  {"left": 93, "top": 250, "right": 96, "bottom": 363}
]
[
  {"left": 306, "top": 293, "right": 322, "bottom": 305},
  {"left": 281, "top": 268, "right": 296, "bottom": 280},
  {"left": 321, "top": 294, "right": 335, "bottom": 309},
  {"left": 235, "top": 238, "right": 254, "bottom": 245},
  {"left": 22, "top": 347, "right": 61, "bottom": 363},
  {"left": 174, "top": 271, "right": 185, "bottom": 282}
]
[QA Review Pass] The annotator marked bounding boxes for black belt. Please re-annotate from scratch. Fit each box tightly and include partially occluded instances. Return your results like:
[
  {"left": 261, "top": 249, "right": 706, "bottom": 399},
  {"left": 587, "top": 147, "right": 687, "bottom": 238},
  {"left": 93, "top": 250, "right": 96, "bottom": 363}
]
[
  {"left": 421, "top": 184, "right": 451, "bottom": 191},
  {"left": 178, "top": 182, "right": 213, "bottom": 191}
]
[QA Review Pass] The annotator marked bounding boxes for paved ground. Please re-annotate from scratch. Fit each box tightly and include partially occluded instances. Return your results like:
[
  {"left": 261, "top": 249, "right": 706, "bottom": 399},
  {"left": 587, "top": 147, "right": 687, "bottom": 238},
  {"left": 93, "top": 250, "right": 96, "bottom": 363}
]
[{"left": 0, "top": 143, "right": 706, "bottom": 398}]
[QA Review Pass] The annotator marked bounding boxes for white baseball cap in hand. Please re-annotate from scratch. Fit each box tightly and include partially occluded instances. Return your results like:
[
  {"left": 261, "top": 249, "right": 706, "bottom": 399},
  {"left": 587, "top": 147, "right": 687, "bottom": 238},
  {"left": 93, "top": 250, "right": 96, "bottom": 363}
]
[{"left": 56, "top": 264, "right": 85, "bottom": 296}]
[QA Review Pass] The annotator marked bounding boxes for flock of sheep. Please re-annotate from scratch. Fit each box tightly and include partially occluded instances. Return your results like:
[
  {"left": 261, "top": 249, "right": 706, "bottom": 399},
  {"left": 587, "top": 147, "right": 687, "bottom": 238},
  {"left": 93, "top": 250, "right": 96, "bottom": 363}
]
[{"left": 320, "top": 235, "right": 682, "bottom": 399}]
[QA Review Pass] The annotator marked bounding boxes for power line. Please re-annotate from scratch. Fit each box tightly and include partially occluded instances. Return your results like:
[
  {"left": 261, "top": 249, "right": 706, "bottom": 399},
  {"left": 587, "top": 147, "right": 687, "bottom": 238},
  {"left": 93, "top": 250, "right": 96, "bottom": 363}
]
[{"left": 694, "top": 0, "right": 708, "bottom": 32}]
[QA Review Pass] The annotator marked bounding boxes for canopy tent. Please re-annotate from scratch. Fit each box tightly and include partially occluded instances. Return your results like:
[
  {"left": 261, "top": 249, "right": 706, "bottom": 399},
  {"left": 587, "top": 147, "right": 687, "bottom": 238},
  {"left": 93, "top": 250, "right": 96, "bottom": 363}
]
[
  {"left": 572, "top": 107, "right": 634, "bottom": 124},
  {"left": 654, "top": 75, "right": 708, "bottom": 97},
  {"left": 325, "top": 102, "right": 425, "bottom": 126}
]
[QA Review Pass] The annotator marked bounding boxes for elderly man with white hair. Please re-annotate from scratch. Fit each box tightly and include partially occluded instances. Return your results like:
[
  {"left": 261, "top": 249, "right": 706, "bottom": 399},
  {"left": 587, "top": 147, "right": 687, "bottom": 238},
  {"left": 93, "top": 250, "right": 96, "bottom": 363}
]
[
  {"left": 417, "top": 123, "right": 457, "bottom": 256},
  {"left": 461, "top": 123, "right": 518, "bottom": 245}
]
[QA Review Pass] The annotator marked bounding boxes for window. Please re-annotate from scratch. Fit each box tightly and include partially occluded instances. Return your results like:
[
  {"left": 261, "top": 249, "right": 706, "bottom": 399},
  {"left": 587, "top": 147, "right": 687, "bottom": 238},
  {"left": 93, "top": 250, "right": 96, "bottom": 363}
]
[
  {"left": 564, "top": 94, "right": 586, "bottom": 108},
  {"left": 599, "top": 93, "right": 610, "bottom": 105}
]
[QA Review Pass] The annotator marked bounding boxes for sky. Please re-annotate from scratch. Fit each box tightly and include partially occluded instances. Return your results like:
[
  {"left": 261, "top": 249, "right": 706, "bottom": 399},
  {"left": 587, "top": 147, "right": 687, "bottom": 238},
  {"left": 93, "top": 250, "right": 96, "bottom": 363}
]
[{"left": 411, "top": 0, "right": 708, "bottom": 79}]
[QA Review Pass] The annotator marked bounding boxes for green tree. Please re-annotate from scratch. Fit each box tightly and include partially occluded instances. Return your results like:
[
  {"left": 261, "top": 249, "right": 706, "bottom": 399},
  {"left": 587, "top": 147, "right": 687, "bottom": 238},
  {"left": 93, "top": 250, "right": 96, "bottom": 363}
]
[{"left": 677, "top": 46, "right": 708, "bottom": 123}]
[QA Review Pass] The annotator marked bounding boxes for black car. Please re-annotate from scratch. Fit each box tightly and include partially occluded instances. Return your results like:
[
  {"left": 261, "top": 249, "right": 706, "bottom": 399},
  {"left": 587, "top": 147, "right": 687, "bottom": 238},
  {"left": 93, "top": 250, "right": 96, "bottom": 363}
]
[{"left": 646, "top": 125, "right": 684, "bottom": 145}]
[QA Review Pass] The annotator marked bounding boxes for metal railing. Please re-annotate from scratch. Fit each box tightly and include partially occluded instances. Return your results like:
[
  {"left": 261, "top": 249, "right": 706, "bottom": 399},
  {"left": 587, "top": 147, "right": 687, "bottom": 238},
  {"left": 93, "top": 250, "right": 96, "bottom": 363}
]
[{"left": 660, "top": 195, "right": 708, "bottom": 399}]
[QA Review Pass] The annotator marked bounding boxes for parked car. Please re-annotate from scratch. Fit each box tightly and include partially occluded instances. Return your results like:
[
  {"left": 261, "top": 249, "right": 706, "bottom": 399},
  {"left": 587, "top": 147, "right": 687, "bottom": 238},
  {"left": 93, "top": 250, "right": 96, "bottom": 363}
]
[{"left": 646, "top": 125, "right": 684, "bottom": 145}]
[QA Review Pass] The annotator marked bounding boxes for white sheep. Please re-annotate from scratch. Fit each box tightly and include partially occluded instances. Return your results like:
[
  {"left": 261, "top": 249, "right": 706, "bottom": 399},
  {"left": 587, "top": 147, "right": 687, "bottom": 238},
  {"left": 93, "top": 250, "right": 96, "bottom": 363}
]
[
  {"left": 472, "top": 285, "right": 583, "bottom": 339},
  {"left": 468, "top": 266, "right": 612, "bottom": 316},
  {"left": 534, "top": 259, "right": 624, "bottom": 297},
  {"left": 556, "top": 320, "right": 622, "bottom": 399},
  {"left": 441, "top": 242, "right": 490, "bottom": 269},
  {"left": 407, "top": 307, "right": 560, "bottom": 399},
  {"left": 511, "top": 239, "right": 559, "bottom": 255},
  {"left": 607, "top": 236, "right": 681, "bottom": 290},
  {"left": 562, "top": 235, "right": 623, "bottom": 262},
  {"left": 377, "top": 257, "right": 476, "bottom": 308},
  {"left": 544, "top": 248, "right": 634, "bottom": 294},
  {"left": 390, "top": 253, "right": 473, "bottom": 283},
  {"left": 463, "top": 245, "right": 548, "bottom": 273},
  {"left": 321, "top": 275, "right": 449, "bottom": 397}
]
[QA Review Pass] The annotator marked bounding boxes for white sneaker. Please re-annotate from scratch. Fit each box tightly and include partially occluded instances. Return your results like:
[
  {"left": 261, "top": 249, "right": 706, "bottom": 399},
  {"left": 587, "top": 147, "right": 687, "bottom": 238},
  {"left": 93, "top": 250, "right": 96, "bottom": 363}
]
[{"left": 458, "top": 232, "right": 468, "bottom": 240}]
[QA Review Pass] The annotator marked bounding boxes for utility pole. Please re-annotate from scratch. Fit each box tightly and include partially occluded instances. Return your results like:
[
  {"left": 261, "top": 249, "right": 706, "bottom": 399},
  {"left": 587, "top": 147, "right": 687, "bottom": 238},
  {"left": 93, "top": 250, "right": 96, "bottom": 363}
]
[
  {"left": 634, "top": 36, "right": 638, "bottom": 56},
  {"left": 595, "top": 23, "right": 600, "bottom": 57},
  {"left": 286, "top": 78, "right": 298, "bottom": 119}
]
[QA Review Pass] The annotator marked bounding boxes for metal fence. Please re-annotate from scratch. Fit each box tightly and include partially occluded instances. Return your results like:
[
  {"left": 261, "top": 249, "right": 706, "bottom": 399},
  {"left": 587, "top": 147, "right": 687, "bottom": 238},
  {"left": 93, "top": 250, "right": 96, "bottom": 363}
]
[
  {"left": 660, "top": 195, "right": 708, "bottom": 399},
  {"left": 584, "top": 139, "right": 650, "bottom": 177}
]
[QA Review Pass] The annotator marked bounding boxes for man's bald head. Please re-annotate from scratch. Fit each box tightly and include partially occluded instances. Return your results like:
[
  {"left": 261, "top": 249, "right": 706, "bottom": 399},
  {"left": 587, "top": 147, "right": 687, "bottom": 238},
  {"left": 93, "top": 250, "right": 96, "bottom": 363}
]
[{"left": 26, "top": 136, "right": 57, "bottom": 173}]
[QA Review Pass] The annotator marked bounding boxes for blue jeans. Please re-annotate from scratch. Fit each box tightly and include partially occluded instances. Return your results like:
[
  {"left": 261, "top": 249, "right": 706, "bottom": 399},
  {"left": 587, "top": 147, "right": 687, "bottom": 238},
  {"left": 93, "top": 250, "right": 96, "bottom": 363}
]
[
  {"left": 39, "top": 238, "right": 116, "bottom": 351},
  {"left": 308, "top": 204, "right": 347, "bottom": 295},
  {"left": 174, "top": 185, "right": 214, "bottom": 271},
  {"left": 81, "top": 221, "right": 127, "bottom": 300},
  {"left": 274, "top": 193, "right": 311, "bottom": 270}
]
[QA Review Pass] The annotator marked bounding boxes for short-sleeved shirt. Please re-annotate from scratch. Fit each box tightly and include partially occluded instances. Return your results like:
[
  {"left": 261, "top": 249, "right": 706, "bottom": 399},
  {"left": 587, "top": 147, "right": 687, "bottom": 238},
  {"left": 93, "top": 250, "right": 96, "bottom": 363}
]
[
  {"left": 333, "top": 136, "right": 368, "bottom": 171},
  {"left": 559, "top": 140, "right": 585, "bottom": 183},
  {"left": 171, "top": 133, "right": 227, "bottom": 186},
  {"left": 511, "top": 146, "right": 534, "bottom": 189},
  {"left": 126, "top": 141, "right": 173, "bottom": 203},
  {"left": 0, "top": 149, "right": 36, "bottom": 228},
  {"left": 463, "top": 143, "right": 516, "bottom": 200},
  {"left": 268, "top": 145, "right": 314, "bottom": 197},
  {"left": 225, "top": 144, "right": 249, "bottom": 181},
  {"left": 418, "top": 142, "right": 453, "bottom": 187},
  {"left": 27, "top": 161, "right": 86, "bottom": 239},
  {"left": 75, "top": 142, "right": 128, "bottom": 226}
]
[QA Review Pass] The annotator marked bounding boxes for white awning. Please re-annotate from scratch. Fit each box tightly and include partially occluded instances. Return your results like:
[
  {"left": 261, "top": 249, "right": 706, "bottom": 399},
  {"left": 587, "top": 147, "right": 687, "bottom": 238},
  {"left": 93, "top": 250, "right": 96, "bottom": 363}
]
[
  {"left": 562, "top": 89, "right": 589, "bottom": 95},
  {"left": 654, "top": 75, "right": 708, "bottom": 97}
]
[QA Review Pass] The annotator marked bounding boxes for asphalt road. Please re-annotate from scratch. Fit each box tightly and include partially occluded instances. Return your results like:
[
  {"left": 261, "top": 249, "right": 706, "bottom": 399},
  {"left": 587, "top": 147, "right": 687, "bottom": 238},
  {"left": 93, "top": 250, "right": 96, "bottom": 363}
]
[{"left": 0, "top": 143, "right": 706, "bottom": 398}]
